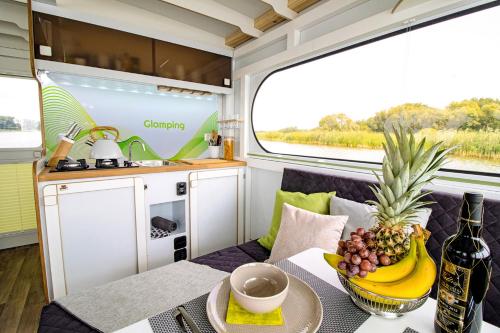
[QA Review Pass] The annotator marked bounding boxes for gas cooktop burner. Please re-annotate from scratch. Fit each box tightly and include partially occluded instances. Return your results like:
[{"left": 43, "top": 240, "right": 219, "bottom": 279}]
[
  {"left": 95, "top": 159, "right": 119, "bottom": 169},
  {"left": 55, "top": 159, "right": 89, "bottom": 171}
]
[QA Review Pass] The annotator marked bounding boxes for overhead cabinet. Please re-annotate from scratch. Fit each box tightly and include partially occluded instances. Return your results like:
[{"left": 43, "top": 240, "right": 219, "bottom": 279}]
[
  {"left": 32, "top": 12, "right": 232, "bottom": 87},
  {"left": 43, "top": 177, "right": 147, "bottom": 298}
]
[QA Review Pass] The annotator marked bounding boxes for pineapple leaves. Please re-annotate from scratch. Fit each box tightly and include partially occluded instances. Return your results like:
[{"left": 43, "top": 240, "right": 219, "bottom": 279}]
[{"left": 367, "top": 125, "right": 456, "bottom": 227}]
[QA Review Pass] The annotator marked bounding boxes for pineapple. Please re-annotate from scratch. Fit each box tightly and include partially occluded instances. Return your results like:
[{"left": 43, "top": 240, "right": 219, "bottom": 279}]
[{"left": 367, "top": 125, "right": 454, "bottom": 263}]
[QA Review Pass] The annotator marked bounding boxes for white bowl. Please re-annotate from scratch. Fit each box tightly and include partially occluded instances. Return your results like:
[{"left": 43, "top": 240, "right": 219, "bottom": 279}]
[{"left": 230, "top": 263, "right": 289, "bottom": 314}]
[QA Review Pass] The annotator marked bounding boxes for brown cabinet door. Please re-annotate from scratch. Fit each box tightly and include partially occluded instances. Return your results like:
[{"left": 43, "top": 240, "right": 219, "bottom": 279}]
[
  {"left": 33, "top": 12, "right": 232, "bottom": 87},
  {"left": 34, "top": 12, "right": 154, "bottom": 76},
  {"left": 154, "top": 40, "right": 232, "bottom": 87}
]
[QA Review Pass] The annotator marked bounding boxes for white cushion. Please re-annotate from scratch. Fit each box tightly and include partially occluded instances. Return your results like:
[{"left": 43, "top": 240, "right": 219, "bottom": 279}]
[
  {"left": 268, "top": 203, "right": 348, "bottom": 263},
  {"left": 330, "top": 196, "right": 431, "bottom": 240}
]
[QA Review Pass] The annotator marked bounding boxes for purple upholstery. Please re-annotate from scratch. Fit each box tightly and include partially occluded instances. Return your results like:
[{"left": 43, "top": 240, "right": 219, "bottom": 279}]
[{"left": 190, "top": 243, "right": 259, "bottom": 272}]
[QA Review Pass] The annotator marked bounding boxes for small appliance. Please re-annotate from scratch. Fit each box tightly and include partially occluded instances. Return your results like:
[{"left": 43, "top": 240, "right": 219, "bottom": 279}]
[{"left": 88, "top": 126, "right": 124, "bottom": 160}]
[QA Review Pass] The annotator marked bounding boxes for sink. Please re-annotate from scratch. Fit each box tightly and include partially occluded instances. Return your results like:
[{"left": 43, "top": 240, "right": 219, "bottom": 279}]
[{"left": 134, "top": 160, "right": 178, "bottom": 167}]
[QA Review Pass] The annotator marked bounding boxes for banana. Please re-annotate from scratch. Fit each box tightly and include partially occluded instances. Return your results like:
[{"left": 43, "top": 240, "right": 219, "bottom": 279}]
[
  {"left": 323, "top": 235, "right": 417, "bottom": 283},
  {"left": 350, "top": 230, "right": 436, "bottom": 300}
]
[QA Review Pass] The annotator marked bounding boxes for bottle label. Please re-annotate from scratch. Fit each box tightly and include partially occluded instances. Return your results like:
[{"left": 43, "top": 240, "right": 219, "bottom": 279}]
[{"left": 436, "top": 259, "right": 472, "bottom": 333}]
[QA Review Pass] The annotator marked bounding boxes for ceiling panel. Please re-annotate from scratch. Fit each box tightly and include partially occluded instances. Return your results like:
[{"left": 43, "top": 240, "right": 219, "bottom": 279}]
[
  {"left": 118, "top": 0, "right": 237, "bottom": 37},
  {"left": 213, "top": 0, "right": 272, "bottom": 19}
]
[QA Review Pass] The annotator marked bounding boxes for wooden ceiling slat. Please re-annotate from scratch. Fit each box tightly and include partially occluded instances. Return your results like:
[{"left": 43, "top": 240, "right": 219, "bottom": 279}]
[
  {"left": 254, "top": 9, "right": 286, "bottom": 32},
  {"left": 225, "top": 29, "right": 254, "bottom": 48},
  {"left": 288, "top": 0, "right": 320, "bottom": 13},
  {"left": 225, "top": 0, "right": 321, "bottom": 48}
]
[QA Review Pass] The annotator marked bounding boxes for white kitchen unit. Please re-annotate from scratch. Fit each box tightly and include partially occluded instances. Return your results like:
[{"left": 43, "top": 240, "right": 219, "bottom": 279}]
[
  {"left": 142, "top": 172, "right": 190, "bottom": 269},
  {"left": 189, "top": 168, "right": 244, "bottom": 258},
  {"left": 42, "top": 177, "right": 147, "bottom": 298}
]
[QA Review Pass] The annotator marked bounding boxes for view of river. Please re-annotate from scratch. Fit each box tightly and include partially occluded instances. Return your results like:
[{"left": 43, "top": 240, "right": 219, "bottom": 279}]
[{"left": 260, "top": 140, "right": 500, "bottom": 174}]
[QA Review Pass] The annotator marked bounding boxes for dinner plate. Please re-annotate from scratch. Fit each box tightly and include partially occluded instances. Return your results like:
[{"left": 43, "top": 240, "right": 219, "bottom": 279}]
[{"left": 206, "top": 274, "right": 323, "bottom": 333}]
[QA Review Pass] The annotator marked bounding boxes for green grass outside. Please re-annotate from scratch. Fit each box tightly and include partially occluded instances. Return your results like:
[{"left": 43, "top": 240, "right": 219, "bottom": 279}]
[{"left": 256, "top": 128, "right": 500, "bottom": 161}]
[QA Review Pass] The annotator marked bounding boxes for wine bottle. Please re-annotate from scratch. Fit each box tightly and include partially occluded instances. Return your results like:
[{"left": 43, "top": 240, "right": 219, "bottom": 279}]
[{"left": 434, "top": 192, "right": 492, "bottom": 333}]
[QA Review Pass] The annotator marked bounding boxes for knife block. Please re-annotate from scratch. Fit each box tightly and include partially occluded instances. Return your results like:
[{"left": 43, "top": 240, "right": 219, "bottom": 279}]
[{"left": 47, "top": 137, "right": 75, "bottom": 167}]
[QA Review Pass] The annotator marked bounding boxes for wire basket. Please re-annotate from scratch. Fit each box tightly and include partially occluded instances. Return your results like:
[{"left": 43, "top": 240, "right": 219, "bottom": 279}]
[{"left": 337, "top": 272, "right": 430, "bottom": 319}]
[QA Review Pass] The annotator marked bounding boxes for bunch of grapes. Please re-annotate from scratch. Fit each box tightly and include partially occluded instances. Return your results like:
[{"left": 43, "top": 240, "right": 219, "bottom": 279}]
[{"left": 336, "top": 227, "right": 391, "bottom": 278}]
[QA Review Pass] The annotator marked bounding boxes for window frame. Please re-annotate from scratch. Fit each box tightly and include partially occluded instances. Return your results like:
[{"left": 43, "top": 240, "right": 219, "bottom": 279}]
[{"left": 250, "top": 1, "right": 500, "bottom": 178}]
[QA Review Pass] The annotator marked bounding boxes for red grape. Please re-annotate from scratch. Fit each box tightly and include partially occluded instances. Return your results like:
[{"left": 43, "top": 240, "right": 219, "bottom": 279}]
[
  {"left": 337, "top": 247, "right": 345, "bottom": 256},
  {"left": 368, "top": 253, "right": 378, "bottom": 264},
  {"left": 363, "top": 231, "right": 375, "bottom": 240},
  {"left": 354, "top": 241, "right": 366, "bottom": 251},
  {"left": 360, "top": 260, "right": 372, "bottom": 271},
  {"left": 359, "top": 248, "right": 369, "bottom": 258},
  {"left": 350, "top": 232, "right": 357, "bottom": 237},
  {"left": 344, "top": 253, "right": 352, "bottom": 264},
  {"left": 348, "top": 246, "right": 357, "bottom": 253},
  {"left": 356, "top": 227, "right": 365, "bottom": 236},
  {"left": 379, "top": 255, "right": 391, "bottom": 266},
  {"left": 338, "top": 261, "right": 347, "bottom": 270},
  {"left": 370, "top": 265, "right": 377, "bottom": 273},
  {"left": 350, "top": 265, "right": 360, "bottom": 275},
  {"left": 351, "top": 234, "right": 362, "bottom": 241},
  {"left": 358, "top": 270, "right": 368, "bottom": 278},
  {"left": 338, "top": 240, "right": 347, "bottom": 249},
  {"left": 351, "top": 254, "right": 362, "bottom": 265}
]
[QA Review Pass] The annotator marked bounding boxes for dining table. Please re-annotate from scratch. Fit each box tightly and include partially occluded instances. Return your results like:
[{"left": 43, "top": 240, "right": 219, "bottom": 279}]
[{"left": 115, "top": 247, "right": 499, "bottom": 333}]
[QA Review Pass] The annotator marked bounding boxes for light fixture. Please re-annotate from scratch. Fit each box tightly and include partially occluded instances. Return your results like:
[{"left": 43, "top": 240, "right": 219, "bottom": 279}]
[{"left": 157, "top": 85, "right": 212, "bottom": 96}]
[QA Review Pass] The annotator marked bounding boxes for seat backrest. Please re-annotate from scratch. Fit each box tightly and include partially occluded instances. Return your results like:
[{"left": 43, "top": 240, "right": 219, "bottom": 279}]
[{"left": 280, "top": 168, "right": 500, "bottom": 327}]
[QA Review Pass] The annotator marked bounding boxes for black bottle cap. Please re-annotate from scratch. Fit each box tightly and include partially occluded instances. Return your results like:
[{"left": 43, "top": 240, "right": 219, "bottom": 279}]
[{"left": 460, "top": 192, "right": 483, "bottom": 224}]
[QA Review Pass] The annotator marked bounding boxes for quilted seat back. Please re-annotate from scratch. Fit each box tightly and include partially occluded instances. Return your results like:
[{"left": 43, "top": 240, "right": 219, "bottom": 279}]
[{"left": 280, "top": 168, "right": 500, "bottom": 327}]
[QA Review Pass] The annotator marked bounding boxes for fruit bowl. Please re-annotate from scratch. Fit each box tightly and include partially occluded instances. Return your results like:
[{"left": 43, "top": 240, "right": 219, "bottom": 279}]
[{"left": 337, "top": 272, "right": 430, "bottom": 319}]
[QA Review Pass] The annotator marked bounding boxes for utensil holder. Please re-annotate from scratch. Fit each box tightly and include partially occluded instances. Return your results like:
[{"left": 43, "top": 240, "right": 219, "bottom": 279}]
[{"left": 208, "top": 146, "right": 220, "bottom": 158}]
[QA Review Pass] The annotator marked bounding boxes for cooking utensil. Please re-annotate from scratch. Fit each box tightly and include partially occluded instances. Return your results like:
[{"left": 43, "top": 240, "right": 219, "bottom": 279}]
[
  {"left": 206, "top": 274, "right": 322, "bottom": 333},
  {"left": 89, "top": 126, "right": 124, "bottom": 160}
]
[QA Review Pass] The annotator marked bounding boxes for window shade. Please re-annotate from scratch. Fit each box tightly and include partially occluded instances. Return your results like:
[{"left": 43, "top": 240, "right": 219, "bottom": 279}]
[
  {"left": 0, "top": 0, "right": 31, "bottom": 77},
  {"left": 0, "top": 163, "right": 37, "bottom": 234}
]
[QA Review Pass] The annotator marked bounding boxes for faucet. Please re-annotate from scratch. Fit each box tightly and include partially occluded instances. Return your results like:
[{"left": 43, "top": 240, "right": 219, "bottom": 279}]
[{"left": 128, "top": 139, "right": 146, "bottom": 162}]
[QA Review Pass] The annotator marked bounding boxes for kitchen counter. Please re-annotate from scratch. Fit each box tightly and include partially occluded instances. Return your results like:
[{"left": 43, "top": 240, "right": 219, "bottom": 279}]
[{"left": 37, "top": 160, "right": 246, "bottom": 182}]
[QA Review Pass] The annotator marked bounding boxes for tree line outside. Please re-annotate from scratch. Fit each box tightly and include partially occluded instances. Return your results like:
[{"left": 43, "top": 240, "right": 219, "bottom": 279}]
[{"left": 256, "top": 98, "right": 500, "bottom": 162}]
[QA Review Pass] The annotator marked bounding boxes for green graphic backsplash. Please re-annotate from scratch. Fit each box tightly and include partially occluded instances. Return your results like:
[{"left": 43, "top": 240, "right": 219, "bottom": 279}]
[{"left": 42, "top": 86, "right": 217, "bottom": 160}]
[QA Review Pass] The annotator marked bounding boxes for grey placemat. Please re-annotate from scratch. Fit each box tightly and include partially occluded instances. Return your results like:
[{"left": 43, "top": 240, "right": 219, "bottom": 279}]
[
  {"left": 56, "top": 260, "right": 228, "bottom": 332},
  {"left": 403, "top": 328, "right": 419, "bottom": 333},
  {"left": 149, "top": 259, "right": 370, "bottom": 333}
]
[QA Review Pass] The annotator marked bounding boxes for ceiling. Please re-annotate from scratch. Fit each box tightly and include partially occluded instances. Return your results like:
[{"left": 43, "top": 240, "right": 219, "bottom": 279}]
[{"left": 115, "top": 0, "right": 323, "bottom": 48}]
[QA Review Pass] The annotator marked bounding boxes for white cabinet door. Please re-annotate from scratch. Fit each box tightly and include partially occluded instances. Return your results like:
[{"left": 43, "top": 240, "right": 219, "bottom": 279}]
[
  {"left": 43, "top": 178, "right": 147, "bottom": 298},
  {"left": 190, "top": 169, "right": 243, "bottom": 258}
]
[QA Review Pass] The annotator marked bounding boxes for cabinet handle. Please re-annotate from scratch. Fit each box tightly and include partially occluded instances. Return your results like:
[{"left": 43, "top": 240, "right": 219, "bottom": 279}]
[{"left": 144, "top": 184, "right": 148, "bottom": 190}]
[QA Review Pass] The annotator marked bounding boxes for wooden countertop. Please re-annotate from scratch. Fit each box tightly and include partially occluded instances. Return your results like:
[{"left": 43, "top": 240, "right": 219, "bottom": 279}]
[{"left": 37, "top": 160, "right": 246, "bottom": 182}]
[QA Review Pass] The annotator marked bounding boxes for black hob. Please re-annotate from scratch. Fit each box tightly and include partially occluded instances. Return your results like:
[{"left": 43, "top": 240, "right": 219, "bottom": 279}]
[{"left": 51, "top": 159, "right": 138, "bottom": 172}]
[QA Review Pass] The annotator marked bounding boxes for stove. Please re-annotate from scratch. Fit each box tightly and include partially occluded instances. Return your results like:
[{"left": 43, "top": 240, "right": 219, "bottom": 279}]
[{"left": 51, "top": 159, "right": 138, "bottom": 172}]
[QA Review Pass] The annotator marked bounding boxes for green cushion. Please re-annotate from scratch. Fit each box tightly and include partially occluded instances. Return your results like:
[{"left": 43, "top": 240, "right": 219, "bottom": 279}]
[{"left": 257, "top": 190, "right": 336, "bottom": 250}]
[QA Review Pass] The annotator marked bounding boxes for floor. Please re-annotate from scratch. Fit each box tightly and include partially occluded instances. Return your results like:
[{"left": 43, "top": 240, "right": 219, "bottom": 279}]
[{"left": 0, "top": 244, "right": 46, "bottom": 333}]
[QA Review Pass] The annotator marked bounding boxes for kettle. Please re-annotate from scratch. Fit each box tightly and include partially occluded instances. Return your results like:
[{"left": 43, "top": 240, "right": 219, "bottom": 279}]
[{"left": 89, "top": 126, "right": 124, "bottom": 159}]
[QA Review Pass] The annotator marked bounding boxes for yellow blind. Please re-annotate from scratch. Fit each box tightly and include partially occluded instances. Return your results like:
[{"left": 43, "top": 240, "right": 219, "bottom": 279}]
[{"left": 0, "top": 163, "right": 37, "bottom": 234}]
